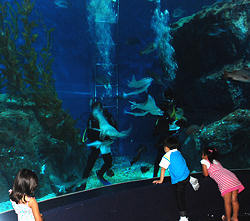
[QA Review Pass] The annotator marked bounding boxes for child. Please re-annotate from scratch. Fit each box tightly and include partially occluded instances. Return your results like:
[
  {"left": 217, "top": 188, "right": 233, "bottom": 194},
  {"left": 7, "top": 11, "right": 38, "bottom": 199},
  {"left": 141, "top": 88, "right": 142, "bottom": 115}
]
[
  {"left": 153, "top": 136, "right": 199, "bottom": 221},
  {"left": 9, "top": 168, "right": 43, "bottom": 221},
  {"left": 201, "top": 147, "right": 245, "bottom": 221}
]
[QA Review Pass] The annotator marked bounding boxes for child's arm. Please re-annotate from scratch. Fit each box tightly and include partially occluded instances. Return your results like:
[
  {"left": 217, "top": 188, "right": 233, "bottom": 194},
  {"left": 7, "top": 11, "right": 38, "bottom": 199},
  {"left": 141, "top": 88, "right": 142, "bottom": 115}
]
[
  {"left": 153, "top": 167, "right": 166, "bottom": 184},
  {"left": 201, "top": 164, "right": 209, "bottom": 177},
  {"left": 201, "top": 155, "right": 209, "bottom": 177},
  {"left": 28, "top": 198, "right": 43, "bottom": 221}
]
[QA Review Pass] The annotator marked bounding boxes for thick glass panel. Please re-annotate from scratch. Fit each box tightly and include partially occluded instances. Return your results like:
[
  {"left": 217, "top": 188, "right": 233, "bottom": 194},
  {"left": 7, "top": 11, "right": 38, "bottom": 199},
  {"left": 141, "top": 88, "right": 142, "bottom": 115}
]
[{"left": 0, "top": 0, "right": 249, "bottom": 214}]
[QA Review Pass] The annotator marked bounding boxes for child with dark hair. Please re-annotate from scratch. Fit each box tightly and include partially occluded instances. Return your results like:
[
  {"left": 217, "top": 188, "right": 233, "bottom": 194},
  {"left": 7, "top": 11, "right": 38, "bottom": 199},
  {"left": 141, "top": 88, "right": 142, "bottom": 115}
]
[
  {"left": 153, "top": 136, "right": 199, "bottom": 221},
  {"left": 9, "top": 168, "right": 43, "bottom": 221},
  {"left": 201, "top": 147, "right": 245, "bottom": 221}
]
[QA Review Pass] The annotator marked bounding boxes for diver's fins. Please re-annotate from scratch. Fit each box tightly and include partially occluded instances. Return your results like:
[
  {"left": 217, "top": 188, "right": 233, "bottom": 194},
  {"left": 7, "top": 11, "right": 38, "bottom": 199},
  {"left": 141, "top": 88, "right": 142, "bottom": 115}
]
[{"left": 96, "top": 170, "right": 111, "bottom": 186}]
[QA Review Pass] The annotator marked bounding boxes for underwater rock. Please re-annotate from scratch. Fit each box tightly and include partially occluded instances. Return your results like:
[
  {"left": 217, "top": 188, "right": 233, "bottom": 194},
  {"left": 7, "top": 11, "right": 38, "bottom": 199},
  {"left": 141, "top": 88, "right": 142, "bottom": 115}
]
[
  {"left": 171, "top": 0, "right": 249, "bottom": 75},
  {"left": 0, "top": 94, "right": 86, "bottom": 198},
  {"left": 181, "top": 109, "right": 250, "bottom": 171},
  {"left": 197, "top": 109, "right": 250, "bottom": 168},
  {"left": 169, "top": 0, "right": 250, "bottom": 123}
]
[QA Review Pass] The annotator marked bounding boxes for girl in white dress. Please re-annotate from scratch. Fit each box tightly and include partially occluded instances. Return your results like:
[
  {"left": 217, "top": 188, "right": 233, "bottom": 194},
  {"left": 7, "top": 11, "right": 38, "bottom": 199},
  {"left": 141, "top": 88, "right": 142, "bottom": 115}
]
[{"left": 9, "top": 168, "right": 43, "bottom": 221}]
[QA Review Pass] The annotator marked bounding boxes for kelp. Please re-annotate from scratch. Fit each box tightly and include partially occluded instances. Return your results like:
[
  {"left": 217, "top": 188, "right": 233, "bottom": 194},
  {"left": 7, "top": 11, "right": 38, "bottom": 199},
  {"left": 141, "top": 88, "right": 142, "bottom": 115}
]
[
  {"left": 0, "top": 1, "right": 23, "bottom": 93},
  {"left": 0, "top": 0, "right": 80, "bottom": 145},
  {"left": 0, "top": 0, "right": 54, "bottom": 97}
]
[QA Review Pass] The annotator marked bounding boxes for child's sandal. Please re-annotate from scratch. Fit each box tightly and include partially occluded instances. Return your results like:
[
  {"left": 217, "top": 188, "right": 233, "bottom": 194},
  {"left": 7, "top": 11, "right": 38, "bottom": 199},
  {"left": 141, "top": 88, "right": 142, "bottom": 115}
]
[{"left": 221, "top": 215, "right": 226, "bottom": 221}]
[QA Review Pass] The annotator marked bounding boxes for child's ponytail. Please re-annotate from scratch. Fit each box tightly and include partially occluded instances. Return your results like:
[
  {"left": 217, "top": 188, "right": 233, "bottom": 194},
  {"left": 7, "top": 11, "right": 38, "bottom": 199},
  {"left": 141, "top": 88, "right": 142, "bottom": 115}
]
[{"left": 203, "top": 147, "right": 218, "bottom": 162}]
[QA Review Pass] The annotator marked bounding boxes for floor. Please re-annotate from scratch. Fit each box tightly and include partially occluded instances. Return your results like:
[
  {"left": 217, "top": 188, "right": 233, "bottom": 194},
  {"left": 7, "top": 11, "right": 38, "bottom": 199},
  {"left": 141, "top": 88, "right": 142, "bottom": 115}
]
[{"left": 0, "top": 170, "right": 249, "bottom": 221}]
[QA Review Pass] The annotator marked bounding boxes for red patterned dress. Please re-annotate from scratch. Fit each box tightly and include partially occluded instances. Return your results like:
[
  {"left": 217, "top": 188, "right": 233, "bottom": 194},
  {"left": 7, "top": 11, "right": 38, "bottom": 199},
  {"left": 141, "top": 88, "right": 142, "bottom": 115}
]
[{"left": 200, "top": 159, "right": 245, "bottom": 196}]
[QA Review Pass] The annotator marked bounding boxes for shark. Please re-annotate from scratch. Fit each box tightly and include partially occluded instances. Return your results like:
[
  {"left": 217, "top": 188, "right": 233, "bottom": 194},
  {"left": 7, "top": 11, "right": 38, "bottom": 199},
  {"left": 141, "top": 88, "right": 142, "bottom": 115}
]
[
  {"left": 92, "top": 107, "right": 131, "bottom": 139},
  {"left": 125, "top": 94, "right": 163, "bottom": 116},
  {"left": 123, "top": 76, "right": 153, "bottom": 98},
  {"left": 86, "top": 140, "right": 114, "bottom": 148},
  {"left": 224, "top": 68, "right": 250, "bottom": 83},
  {"left": 128, "top": 75, "right": 153, "bottom": 88}
]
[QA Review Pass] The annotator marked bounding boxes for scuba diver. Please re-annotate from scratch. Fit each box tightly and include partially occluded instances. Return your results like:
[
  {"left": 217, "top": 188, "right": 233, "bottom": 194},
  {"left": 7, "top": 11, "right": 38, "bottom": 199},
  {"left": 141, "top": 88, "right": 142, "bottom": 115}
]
[
  {"left": 81, "top": 101, "right": 116, "bottom": 187},
  {"left": 153, "top": 88, "right": 186, "bottom": 177}
]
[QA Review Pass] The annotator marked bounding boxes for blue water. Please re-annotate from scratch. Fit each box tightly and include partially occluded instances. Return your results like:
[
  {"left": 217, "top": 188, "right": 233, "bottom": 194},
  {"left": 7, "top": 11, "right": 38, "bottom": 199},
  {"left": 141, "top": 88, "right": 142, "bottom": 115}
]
[{"left": 0, "top": 0, "right": 249, "bottom": 214}]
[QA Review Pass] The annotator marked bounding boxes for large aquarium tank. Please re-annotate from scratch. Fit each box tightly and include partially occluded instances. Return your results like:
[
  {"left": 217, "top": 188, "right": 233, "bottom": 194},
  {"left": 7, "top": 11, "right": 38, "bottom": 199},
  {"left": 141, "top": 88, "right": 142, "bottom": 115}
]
[{"left": 0, "top": 0, "right": 249, "bottom": 212}]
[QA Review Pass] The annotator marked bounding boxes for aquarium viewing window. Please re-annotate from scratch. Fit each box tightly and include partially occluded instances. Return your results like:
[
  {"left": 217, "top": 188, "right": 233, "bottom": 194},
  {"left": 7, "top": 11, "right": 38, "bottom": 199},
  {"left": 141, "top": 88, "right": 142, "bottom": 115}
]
[{"left": 0, "top": 0, "right": 249, "bottom": 215}]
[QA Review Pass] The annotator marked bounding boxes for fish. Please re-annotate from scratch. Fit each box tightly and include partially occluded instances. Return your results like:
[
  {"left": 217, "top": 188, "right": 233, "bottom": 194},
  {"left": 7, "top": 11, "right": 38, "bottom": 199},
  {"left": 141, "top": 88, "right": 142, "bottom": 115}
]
[
  {"left": 86, "top": 140, "right": 114, "bottom": 148},
  {"left": 172, "top": 8, "right": 185, "bottom": 18},
  {"left": 123, "top": 76, "right": 153, "bottom": 97},
  {"left": 127, "top": 75, "right": 153, "bottom": 89},
  {"left": 125, "top": 94, "right": 163, "bottom": 116},
  {"left": 92, "top": 107, "right": 131, "bottom": 139},
  {"left": 123, "top": 84, "right": 152, "bottom": 98},
  {"left": 54, "top": 0, "right": 70, "bottom": 8},
  {"left": 224, "top": 68, "right": 250, "bottom": 83}
]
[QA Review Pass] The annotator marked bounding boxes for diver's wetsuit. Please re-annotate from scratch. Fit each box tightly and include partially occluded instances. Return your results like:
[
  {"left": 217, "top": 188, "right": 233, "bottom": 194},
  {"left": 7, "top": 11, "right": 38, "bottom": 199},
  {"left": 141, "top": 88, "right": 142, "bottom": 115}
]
[{"left": 82, "top": 109, "right": 116, "bottom": 179}]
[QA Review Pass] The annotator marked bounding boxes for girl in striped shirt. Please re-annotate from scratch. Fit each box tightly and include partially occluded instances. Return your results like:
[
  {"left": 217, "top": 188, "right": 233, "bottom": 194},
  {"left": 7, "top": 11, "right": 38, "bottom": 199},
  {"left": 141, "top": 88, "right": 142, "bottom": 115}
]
[{"left": 201, "top": 147, "right": 245, "bottom": 221}]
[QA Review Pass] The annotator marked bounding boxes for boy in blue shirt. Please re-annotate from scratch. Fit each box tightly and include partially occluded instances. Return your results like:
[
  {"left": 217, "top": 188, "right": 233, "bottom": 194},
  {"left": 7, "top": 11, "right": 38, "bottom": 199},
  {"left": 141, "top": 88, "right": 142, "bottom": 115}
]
[{"left": 153, "top": 136, "right": 199, "bottom": 221}]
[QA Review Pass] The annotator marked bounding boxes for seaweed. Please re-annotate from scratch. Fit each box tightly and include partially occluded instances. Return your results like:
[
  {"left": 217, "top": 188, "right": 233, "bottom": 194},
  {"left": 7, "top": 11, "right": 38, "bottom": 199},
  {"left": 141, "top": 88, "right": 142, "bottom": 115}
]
[
  {"left": 0, "top": 0, "right": 81, "bottom": 145},
  {"left": 0, "top": 0, "right": 54, "bottom": 97}
]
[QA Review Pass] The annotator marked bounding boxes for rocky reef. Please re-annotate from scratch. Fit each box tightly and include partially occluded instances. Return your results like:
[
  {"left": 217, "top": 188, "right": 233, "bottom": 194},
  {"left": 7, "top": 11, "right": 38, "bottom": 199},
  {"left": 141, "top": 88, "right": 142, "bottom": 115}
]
[
  {"left": 160, "top": 0, "right": 250, "bottom": 170},
  {"left": 182, "top": 109, "right": 250, "bottom": 171},
  {"left": 198, "top": 109, "right": 250, "bottom": 167},
  {"left": 171, "top": 0, "right": 249, "bottom": 77},
  {"left": 0, "top": 94, "right": 87, "bottom": 202},
  {"left": 170, "top": 0, "right": 249, "bottom": 123}
]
